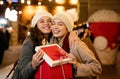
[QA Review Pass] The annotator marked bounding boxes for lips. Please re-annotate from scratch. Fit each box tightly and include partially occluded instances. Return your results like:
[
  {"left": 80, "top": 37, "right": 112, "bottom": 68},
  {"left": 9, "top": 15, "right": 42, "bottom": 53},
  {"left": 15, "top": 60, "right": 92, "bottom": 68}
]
[
  {"left": 43, "top": 26, "right": 50, "bottom": 30},
  {"left": 52, "top": 30, "right": 60, "bottom": 34}
]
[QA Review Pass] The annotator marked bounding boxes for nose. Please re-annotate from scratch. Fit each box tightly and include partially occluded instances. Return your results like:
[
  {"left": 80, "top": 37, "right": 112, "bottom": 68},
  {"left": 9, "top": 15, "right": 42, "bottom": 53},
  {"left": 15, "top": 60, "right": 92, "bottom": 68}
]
[{"left": 44, "top": 21, "right": 49, "bottom": 25}]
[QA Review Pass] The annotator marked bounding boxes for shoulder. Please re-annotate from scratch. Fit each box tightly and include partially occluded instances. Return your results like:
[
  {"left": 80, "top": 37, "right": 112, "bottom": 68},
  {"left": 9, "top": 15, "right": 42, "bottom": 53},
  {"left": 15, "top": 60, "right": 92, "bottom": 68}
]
[
  {"left": 22, "top": 37, "right": 34, "bottom": 47},
  {"left": 21, "top": 37, "right": 35, "bottom": 55}
]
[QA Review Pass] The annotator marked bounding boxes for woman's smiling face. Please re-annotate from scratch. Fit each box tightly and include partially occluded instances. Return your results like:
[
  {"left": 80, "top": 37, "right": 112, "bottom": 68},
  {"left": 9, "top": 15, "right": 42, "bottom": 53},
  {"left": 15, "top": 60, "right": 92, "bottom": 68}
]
[
  {"left": 51, "top": 18, "right": 68, "bottom": 38},
  {"left": 37, "top": 16, "right": 52, "bottom": 34}
]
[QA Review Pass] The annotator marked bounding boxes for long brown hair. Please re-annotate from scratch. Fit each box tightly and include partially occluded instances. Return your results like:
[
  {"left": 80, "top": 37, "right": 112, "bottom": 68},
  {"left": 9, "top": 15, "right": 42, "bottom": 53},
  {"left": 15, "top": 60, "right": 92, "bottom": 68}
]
[
  {"left": 26, "top": 25, "right": 52, "bottom": 46},
  {"left": 26, "top": 26, "right": 44, "bottom": 46}
]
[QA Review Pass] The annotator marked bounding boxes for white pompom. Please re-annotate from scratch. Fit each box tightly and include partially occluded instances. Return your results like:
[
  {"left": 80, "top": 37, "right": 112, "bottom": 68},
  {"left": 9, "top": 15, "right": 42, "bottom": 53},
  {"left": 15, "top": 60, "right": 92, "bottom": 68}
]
[
  {"left": 94, "top": 36, "right": 108, "bottom": 51},
  {"left": 66, "top": 8, "right": 78, "bottom": 22}
]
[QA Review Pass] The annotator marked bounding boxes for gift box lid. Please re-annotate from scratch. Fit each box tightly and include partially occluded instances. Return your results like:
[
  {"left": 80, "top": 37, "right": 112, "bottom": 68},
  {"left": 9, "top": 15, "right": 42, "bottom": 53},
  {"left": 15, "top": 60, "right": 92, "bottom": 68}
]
[{"left": 35, "top": 44, "right": 72, "bottom": 67}]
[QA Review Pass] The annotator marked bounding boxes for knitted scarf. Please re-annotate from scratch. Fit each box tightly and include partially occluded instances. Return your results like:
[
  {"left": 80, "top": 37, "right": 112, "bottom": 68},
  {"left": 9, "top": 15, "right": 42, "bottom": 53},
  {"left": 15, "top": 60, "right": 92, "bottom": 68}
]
[{"left": 50, "top": 32, "right": 70, "bottom": 53}]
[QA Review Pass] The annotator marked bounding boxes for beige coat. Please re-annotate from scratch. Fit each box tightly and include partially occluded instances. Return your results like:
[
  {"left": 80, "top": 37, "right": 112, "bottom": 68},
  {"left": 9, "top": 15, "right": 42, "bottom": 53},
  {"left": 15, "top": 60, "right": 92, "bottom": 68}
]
[{"left": 70, "top": 40, "right": 102, "bottom": 78}]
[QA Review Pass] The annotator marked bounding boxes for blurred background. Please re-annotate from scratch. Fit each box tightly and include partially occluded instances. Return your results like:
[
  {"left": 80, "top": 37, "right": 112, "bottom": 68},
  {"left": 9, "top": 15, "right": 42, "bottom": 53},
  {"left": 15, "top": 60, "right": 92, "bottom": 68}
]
[{"left": 0, "top": 0, "right": 120, "bottom": 79}]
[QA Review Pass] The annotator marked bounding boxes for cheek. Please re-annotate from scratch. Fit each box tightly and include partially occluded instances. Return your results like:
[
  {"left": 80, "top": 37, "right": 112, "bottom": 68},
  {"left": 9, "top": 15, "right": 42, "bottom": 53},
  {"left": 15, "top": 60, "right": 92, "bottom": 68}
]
[
  {"left": 37, "top": 26, "right": 42, "bottom": 31},
  {"left": 49, "top": 23, "right": 52, "bottom": 26},
  {"left": 58, "top": 27, "right": 67, "bottom": 37},
  {"left": 61, "top": 29, "right": 67, "bottom": 34},
  {"left": 61, "top": 27, "right": 68, "bottom": 33},
  {"left": 50, "top": 25, "right": 53, "bottom": 30},
  {"left": 37, "top": 23, "right": 42, "bottom": 28}
]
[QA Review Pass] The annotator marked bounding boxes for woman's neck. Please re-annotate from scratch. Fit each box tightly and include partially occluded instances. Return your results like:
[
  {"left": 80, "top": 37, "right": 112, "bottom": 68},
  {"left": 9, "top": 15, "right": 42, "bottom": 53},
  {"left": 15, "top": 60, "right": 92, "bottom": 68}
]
[{"left": 44, "top": 33, "right": 50, "bottom": 40}]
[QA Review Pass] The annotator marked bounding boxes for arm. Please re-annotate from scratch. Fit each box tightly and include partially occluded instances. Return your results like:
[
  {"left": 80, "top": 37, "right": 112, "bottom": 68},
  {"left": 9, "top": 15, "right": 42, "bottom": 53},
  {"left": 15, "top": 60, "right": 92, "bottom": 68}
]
[
  {"left": 70, "top": 41, "right": 102, "bottom": 77},
  {"left": 14, "top": 38, "right": 44, "bottom": 79},
  {"left": 16, "top": 38, "right": 36, "bottom": 79}
]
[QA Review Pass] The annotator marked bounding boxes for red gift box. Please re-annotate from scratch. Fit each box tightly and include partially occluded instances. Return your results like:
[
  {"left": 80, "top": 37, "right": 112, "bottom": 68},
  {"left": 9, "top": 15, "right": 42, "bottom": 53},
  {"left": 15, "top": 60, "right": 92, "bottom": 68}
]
[
  {"left": 35, "top": 44, "right": 72, "bottom": 67},
  {"left": 35, "top": 44, "right": 73, "bottom": 79},
  {"left": 35, "top": 62, "right": 72, "bottom": 79}
]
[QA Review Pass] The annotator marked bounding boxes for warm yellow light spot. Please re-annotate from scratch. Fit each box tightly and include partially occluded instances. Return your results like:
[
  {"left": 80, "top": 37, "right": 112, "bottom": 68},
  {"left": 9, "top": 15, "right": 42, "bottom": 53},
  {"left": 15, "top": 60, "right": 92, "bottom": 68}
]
[
  {"left": 69, "top": 0, "right": 78, "bottom": 5},
  {"left": 8, "top": 0, "right": 12, "bottom": 4},
  {"left": 38, "top": 2, "right": 42, "bottom": 5},
  {"left": 24, "top": 6, "right": 34, "bottom": 14},
  {"left": 27, "top": 0, "right": 31, "bottom": 5},
  {"left": 22, "top": 6, "right": 35, "bottom": 22},
  {"left": 0, "top": 0, "right": 4, "bottom": 5},
  {"left": 48, "top": 0, "right": 52, "bottom": 2},
  {"left": 55, "top": 0, "right": 65, "bottom": 4},
  {"left": 21, "top": 0, "right": 25, "bottom": 4},
  {"left": 18, "top": 11, "right": 22, "bottom": 14},
  {"left": 36, "top": 6, "right": 48, "bottom": 12},
  {"left": 53, "top": 6, "right": 65, "bottom": 14}
]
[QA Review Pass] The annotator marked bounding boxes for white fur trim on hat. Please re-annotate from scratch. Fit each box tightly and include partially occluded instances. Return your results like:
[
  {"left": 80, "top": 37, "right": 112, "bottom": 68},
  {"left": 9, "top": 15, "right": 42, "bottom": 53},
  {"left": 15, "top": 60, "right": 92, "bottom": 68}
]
[
  {"left": 31, "top": 10, "right": 52, "bottom": 27},
  {"left": 53, "top": 12, "right": 74, "bottom": 32}
]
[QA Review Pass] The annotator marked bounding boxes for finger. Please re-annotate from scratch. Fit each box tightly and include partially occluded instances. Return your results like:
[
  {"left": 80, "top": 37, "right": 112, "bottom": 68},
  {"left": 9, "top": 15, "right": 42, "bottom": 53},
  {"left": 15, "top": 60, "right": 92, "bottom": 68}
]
[
  {"left": 33, "top": 52, "right": 43, "bottom": 63},
  {"left": 36, "top": 52, "right": 44, "bottom": 61},
  {"left": 38, "top": 59, "right": 44, "bottom": 64},
  {"left": 36, "top": 50, "right": 44, "bottom": 57}
]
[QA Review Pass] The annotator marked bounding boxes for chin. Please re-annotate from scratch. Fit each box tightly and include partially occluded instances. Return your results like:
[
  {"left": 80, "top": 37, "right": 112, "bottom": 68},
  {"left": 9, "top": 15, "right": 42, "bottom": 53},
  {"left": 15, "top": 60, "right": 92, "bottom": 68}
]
[
  {"left": 43, "top": 31, "right": 51, "bottom": 34},
  {"left": 53, "top": 35, "right": 59, "bottom": 37},
  {"left": 53, "top": 34, "right": 63, "bottom": 38},
  {"left": 53, "top": 34, "right": 59, "bottom": 37}
]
